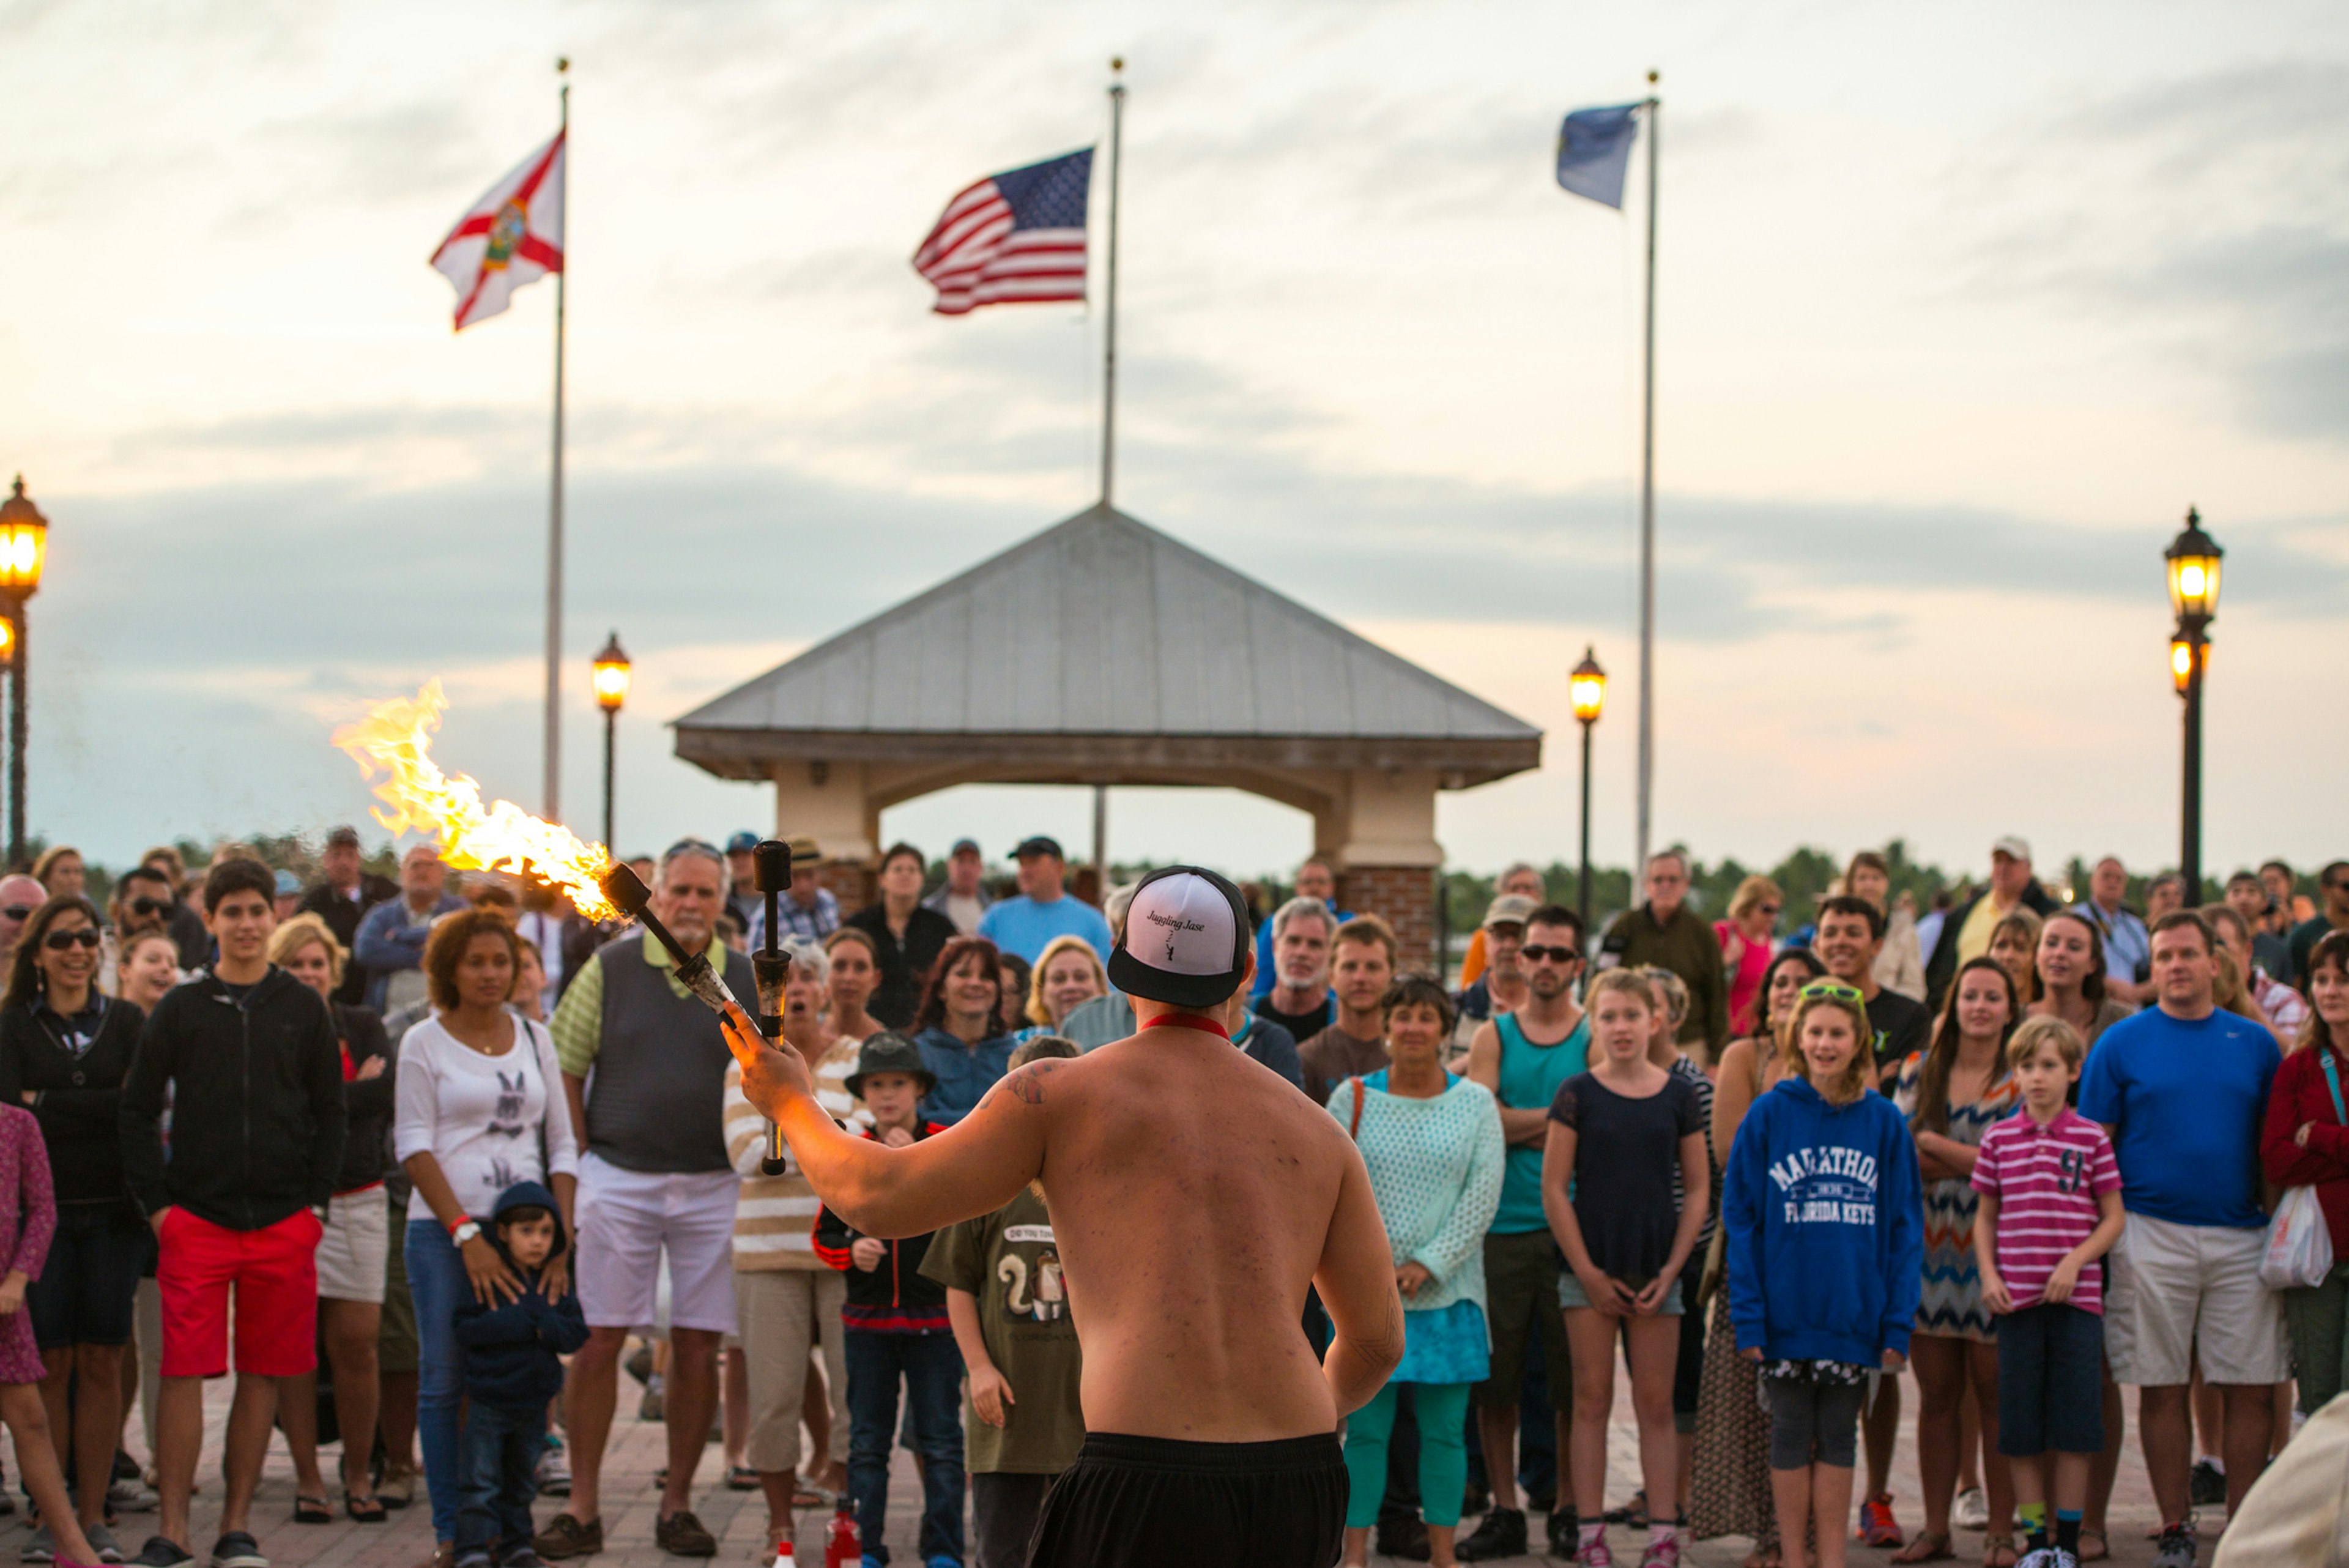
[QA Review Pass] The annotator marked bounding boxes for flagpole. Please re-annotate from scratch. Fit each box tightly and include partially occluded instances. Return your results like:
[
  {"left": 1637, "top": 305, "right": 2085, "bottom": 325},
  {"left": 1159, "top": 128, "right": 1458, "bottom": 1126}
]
[
  {"left": 1100, "top": 57, "right": 1124, "bottom": 508},
  {"left": 545, "top": 58, "right": 569, "bottom": 822},
  {"left": 1635, "top": 70, "right": 1658, "bottom": 876}
]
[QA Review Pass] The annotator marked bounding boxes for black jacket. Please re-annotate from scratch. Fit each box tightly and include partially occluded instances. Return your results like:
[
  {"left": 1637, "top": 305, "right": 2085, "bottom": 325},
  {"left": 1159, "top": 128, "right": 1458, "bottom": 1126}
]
[
  {"left": 330, "top": 1001, "right": 396, "bottom": 1194},
  {"left": 844, "top": 902, "right": 960, "bottom": 1031},
  {"left": 453, "top": 1181, "right": 588, "bottom": 1410},
  {"left": 119, "top": 967, "right": 347, "bottom": 1232},
  {"left": 1923, "top": 879, "right": 2059, "bottom": 1011},
  {"left": 296, "top": 877, "right": 399, "bottom": 1005},
  {"left": 812, "top": 1123, "right": 952, "bottom": 1330},
  {"left": 0, "top": 995, "right": 146, "bottom": 1215}
]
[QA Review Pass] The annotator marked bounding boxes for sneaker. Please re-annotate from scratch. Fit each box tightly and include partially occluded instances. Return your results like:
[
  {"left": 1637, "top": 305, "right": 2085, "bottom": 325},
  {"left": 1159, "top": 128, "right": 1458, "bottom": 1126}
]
[
  {"left": 2151, "top": 1524, "right": 2196, "bottom": 1568},
  {"left": 85, "top": 1525, "right": 124, "bottom": 1565},
  {"left": 532, "top": 1517, "right": 603, "bottom": 1561},
  {"left": 24, "top": 1526, "right": 54, "bottom": 1564},
  {"left": 536, "top": 1446, "right": 572, "bottom": 1498},
  {"left": 2014, "top": 1550, "right": 2074, "bottom": 1568},
  {"left": 128, "top": 1543, "right": 191, "bottom": 1568},
  {"left": 453, "top": 1555, "right": 492, "bottom": 1568},
  {"left": 498, "top": 1553, "right": 544, "bottom": 1568},
  {"left": 654, "top": 1512, "right": 717, "bottom": 1559},
  {"left": 924, "top": 1559, "right": 959, "bottom": 1568},
  {"left": 209, "top": 1536, "right": 265, "bottom": 1568},
  {"left": 1574, "top": 1536, "right": 1615, "bottom": 1567},
  {"left": 1857, "top": 1493, "right": 1904, "bottom": 1548},
  {"left": 108, "top": 1479, "right": 157, "bottom": 1514},
  {"left": 1548, "top": 1513, "right": 1582, "bottom": 1558},
  {"left": 1455, "top": 1506, "right": 1528, "bottom": 1561},
  {"left": 1638, "top": 1537, "right": 1680, "bottom": 1567},
  {"left": 1953, "top": 1487, "right": 1989, "bottom": 1529},
  {"left": 2189, "top": 1458, "right": 2225, "bottom": 1507},
  {"left": 1375, "top": 1515, "right": 1431, "bottom": 1561}
]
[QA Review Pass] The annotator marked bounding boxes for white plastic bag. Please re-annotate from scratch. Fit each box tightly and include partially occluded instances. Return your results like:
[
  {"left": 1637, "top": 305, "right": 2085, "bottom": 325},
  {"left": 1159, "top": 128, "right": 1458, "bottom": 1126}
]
[{"left": 2260, "top": 1184, "right": 2336, "bottom": 1290}]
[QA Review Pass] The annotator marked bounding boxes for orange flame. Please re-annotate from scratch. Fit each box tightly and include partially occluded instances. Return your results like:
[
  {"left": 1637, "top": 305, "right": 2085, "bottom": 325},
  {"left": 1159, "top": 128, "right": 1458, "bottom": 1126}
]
[{"left": 332, "top": 680, "right": 619, "bottom": 921}]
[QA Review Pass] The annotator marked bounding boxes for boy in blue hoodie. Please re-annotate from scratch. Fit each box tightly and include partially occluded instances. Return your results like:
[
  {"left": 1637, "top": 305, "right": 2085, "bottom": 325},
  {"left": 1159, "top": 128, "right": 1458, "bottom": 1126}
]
[
  {"left": 451, "top": 1182, "right": 589, "bottom": 1568},
  {"left": 1722, "top": 981, "right": 1923, "bottom": 1568}
]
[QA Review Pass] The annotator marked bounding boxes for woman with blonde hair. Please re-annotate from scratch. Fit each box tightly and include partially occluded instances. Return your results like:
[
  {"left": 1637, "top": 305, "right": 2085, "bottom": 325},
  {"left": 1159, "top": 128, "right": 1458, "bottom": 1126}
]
[
  {"left": 265, "top": 912, "right": 396, "bottom": 1522},
  {"left": 1716, "top": 877, "right": 1783, "bottom": 1040},
  {"left": 1018, "top": 935, "right": 1106, "bottom": 1039},
  {"left": 29, "top": 848, "right": 84, "bottom": 902}
]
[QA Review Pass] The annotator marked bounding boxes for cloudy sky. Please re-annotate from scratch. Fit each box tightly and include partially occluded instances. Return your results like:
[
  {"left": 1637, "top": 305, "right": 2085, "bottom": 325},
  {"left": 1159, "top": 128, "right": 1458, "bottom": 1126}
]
[{"left": 3, "top": 0, "right": 2343, "bottom": 885}]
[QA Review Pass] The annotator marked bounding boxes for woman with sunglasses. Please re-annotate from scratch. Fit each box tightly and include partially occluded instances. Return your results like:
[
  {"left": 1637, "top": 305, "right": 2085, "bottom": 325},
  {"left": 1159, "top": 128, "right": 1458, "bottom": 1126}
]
[
  {"left": 1715, "top": 877, "right": 1784, "bottom": 1039},
  {"left": 1691, "top": 946, "right": 1824, "bottom": 1568},
  {"left": 0, "top": 897, "right": 149, "bottom": 1565}
]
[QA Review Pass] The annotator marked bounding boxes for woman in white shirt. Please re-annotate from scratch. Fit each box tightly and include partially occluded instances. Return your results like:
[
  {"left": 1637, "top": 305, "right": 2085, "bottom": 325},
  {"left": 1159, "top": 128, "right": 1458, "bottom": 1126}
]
[{"left": 393, "top": 907, "right": 580, "bottom": 1559}]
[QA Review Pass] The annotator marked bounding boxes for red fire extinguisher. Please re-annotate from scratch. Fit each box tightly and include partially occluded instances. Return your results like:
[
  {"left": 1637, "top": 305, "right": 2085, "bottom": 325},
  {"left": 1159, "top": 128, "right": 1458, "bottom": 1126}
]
[{"left": 823, "top": 1498, "right": 860, "bottom": 1568}]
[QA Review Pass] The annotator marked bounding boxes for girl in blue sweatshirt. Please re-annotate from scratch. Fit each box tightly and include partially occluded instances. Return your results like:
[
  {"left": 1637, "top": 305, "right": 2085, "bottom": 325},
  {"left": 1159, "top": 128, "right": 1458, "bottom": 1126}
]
[{"left": 1722, "top": 981, "right": 1923, "bottom": 1568}]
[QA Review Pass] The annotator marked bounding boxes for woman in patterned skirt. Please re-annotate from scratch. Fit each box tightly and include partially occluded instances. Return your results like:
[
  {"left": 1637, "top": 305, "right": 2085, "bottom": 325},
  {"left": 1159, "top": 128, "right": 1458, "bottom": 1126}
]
[
  {"left": 1891, "top": 957, "right": 2022, "bottom": 1566},
  {"left": 1692, "top": 949, "right": 1825, "bottom": 1568}
]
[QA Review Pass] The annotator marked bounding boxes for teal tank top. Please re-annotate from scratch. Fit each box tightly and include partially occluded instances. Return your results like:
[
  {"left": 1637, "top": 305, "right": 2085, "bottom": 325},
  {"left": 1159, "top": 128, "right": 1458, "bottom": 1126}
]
[{"left": 1491, "top": 1011, "right": 1590, "bottom": 1234}]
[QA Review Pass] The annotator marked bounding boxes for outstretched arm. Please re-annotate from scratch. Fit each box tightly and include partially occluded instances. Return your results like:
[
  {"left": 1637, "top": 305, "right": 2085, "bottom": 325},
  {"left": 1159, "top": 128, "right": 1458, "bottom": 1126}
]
[
  {"left": 1315, "top": 1146, "right": 1405, "bottom": 1419},
  {"left": 724, "top": 1007, "right": 1048, "bottom": 1239}
]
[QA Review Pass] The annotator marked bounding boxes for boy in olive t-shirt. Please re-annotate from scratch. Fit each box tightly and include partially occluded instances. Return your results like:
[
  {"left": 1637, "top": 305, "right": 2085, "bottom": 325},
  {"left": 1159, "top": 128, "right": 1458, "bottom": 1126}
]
[{"left": 920, "top": 1038, "right": 1087, "bottom": 1568}]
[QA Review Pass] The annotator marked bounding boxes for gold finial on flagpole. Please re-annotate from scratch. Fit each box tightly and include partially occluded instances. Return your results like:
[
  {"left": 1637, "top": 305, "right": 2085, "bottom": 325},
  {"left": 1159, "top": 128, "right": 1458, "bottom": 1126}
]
[
  {"left": 1111, "top": 55, "right": 1123, "bottom": 73},
  {"left": 557, "top": 56, "right": 570, "bottom": 75}
]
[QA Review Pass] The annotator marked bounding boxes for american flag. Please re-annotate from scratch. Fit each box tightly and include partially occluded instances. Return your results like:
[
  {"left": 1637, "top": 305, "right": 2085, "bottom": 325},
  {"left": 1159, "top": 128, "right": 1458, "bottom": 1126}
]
[{"left": 911, "top": 147, "right": 1093, "bottom": 316}]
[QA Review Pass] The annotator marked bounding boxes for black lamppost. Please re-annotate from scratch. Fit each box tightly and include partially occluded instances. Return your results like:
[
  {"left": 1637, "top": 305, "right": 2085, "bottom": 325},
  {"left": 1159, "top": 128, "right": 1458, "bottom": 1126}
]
[
  {"left": 0, "top": 478, "right": 50, "bottom": 871},
  {"left": 1570, "top": 645, "right": 1608, "bottom": 929},
  {"left": 2165, "top": 508, "right": 2222, "bottom": 901},
  {"left": 592, "top": 632, "right": 631, "bottom": 852}
]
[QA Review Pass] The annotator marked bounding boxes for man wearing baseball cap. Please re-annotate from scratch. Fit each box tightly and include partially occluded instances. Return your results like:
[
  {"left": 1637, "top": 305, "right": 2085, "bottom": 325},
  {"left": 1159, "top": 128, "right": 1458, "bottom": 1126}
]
[
  {"left": 976, "top": 836, "right": 1113, "bottom": 965},
  {"left": 922, "top": 839, "right": 994, "bottom": 935},
  {"left": 1923, "top": 834, "right": 2057, "bottom": 1009},
  {"left": 727, "top": 864, "right": 1401, "bottom": 1567},
  {"left": 294, "top": 826, "right": 398, "bottom": 1006}
]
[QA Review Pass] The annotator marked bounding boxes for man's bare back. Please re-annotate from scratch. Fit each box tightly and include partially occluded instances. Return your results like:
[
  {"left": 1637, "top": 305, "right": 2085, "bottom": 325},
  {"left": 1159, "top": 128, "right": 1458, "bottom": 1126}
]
[{"left": 725, "top": 864, "right": 1401, "bottom": 1565}]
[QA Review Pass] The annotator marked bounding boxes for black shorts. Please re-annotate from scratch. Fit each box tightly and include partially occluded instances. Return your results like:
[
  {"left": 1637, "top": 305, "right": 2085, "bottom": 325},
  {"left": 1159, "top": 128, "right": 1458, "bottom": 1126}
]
[
  {"left": 1997, "top": 1303, "right": 2104, "bottom": 1457},
  {"left": 1027, "top": 1431, "right": 1347, "bottom": 1568},
  {"left": 29, "top": 1206, "right": 151, "bottom": 1350}
]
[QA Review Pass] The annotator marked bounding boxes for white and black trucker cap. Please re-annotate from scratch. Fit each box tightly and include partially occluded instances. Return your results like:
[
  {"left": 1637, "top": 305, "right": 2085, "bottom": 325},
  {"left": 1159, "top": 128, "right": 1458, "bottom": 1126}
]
[{"left": 1107, "top": 865, "right": 1252, "bottom": 1010}]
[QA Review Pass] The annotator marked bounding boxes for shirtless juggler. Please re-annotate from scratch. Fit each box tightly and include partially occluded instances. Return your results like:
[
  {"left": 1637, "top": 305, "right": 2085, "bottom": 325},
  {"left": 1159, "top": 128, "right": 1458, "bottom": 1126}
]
[{"left": 724, "top": 866, "right": 1403, "bottom": 1567}]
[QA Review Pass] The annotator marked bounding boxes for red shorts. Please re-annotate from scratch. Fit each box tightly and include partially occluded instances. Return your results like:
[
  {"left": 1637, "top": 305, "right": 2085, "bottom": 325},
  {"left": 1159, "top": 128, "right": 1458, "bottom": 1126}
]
[{"left": 157, "top": 1207, "right": 321, "bottom": 1379}]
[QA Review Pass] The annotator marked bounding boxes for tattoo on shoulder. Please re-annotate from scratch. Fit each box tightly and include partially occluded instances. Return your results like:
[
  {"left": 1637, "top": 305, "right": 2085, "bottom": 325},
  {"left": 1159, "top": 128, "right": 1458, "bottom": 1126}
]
[{"left": 1000, "top": 1060, "right": 1059, "bottom": 1107}]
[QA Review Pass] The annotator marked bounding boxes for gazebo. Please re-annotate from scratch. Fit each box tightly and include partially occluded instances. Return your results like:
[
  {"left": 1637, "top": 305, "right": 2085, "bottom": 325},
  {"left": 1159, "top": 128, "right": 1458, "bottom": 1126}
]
[{"left": 672, "top": 503, "right": 1542, "bottom": 968}]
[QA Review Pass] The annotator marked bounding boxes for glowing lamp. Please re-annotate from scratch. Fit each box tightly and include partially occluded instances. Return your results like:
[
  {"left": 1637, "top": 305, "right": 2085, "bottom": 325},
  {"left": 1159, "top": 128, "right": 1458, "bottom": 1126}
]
[
  {"left": 592, "top": 632, "right": 631, "bottom": 713},
  {"left": 0, "top": 477, "right": 49, "bottom": 600},
  {"left": 1569, "top": 646, "right": 1607, "bottom": 726},
  {"left": 2164, "top": 507, "right": 2222, "bottom": 625}
]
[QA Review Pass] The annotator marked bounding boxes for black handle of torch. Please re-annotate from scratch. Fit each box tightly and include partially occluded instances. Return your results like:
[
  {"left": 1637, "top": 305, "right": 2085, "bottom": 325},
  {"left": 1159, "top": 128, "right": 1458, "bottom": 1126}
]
[{"left": 752, "top": 841, "right": 795, "bottom": 1176}]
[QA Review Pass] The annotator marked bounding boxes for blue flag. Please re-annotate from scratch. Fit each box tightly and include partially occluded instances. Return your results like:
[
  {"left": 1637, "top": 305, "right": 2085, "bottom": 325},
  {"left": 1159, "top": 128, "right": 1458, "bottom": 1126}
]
[{"left": 1557, "top": 102, "right": 1642, "bottom": 209}]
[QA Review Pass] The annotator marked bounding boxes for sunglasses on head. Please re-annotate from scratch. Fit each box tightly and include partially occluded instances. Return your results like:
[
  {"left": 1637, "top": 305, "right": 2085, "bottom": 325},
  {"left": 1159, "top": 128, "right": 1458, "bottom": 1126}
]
[
  {"left": 42, "top": 928, "right": 101, "bottom": 952},
  {"left": 1798, "top": 979, "right": 1864, "bottom": 1002},
  {"left": 1520, "top": 944, "right": 1581, "bottom": 964}
]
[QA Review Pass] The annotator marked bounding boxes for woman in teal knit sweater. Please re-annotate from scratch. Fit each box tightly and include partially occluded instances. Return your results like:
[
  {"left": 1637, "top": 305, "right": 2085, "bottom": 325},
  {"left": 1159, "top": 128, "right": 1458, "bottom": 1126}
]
[{"left": 1327, "top": 976, "right": 1507, "bottom": 1568}]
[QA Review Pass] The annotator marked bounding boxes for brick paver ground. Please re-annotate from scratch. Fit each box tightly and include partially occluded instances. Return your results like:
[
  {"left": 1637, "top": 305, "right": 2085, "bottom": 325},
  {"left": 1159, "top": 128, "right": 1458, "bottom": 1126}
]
[{"left": 25, "top": 1348, "right": 2212, "bottom": 1568}]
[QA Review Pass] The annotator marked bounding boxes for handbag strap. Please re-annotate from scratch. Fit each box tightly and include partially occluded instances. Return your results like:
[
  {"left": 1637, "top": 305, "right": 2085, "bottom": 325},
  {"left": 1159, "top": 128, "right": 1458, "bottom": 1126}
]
[
  {"left": 1347, "top": 1076, "right": 1366, "bottom": 1141},
  {"left": 2321, "top": 1048, "right": 2347, "bottom": 1128}
]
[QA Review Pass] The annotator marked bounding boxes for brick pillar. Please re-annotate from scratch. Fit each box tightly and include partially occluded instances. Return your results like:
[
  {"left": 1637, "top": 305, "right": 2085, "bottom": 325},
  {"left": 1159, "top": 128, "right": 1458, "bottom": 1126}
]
[
  {"left": 1338, "top": 864, "right": 1437, "bottom": 976},
  {"left": 814, "top": 860, "right": 874, "bottom": 913}
]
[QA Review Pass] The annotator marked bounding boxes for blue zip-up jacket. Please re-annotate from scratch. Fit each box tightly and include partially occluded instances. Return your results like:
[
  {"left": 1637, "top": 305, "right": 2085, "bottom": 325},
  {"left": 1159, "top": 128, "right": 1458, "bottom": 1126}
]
[
  {"left": 1723, "top": 1076, "right": 1924, "bottom": 1365},
  {"left": 451, "top": 1181, "right": 588, "bottom": 1410},
  {"left": 352, "top": 893, "right": 468, "bottom": 1011}
]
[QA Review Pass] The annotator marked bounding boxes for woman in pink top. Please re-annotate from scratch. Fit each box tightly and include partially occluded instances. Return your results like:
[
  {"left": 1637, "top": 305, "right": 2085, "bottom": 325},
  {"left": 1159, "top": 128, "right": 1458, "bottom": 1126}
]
[
  {"left": 0, "top": 1105, "right": 103, "bottom": 1567},
  {"left": 1715, "top": 877, "right": 1782, "bottom": 1039}
]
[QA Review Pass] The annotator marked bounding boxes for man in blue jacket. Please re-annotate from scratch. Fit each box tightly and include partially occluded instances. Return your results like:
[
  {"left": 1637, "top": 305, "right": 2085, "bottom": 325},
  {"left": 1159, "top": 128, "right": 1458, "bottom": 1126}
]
[
  {"left": 452, "top": 1182, "right": 588, "bottom": 1568},
  {"left": 353, "top": 845, "right": 466, "bottom": 1013}
]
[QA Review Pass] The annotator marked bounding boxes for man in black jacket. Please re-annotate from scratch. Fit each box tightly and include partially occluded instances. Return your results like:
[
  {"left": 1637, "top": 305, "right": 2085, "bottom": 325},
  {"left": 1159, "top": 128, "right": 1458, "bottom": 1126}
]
[
  {"left": 1923, "top": 834, "right": 2060, "bottom": 1011},
  {"left": 294, "top": 825, "right": 397, "bottom": 1006},
  {"left": 120, "top": 858, "right": 346, "bottom": 1568}
]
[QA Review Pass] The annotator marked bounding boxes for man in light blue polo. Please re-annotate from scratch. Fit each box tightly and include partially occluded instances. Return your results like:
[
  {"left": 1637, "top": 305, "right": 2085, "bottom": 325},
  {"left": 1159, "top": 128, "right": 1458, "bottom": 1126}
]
[
  {"left": 976, "top": 836, "right": 1112, "bottom": 964},
  {"left": 2082, "top": 855, "right": 2153, "bottom": 1006}
]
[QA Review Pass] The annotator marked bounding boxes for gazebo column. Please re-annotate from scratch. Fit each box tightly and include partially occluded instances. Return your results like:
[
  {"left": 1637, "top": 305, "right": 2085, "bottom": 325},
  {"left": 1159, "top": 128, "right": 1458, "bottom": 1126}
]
[
  {"left": 1321, "top": 768, "right": 1442, "bottom": 975},
  {"left": 770, "top": 760, "right": 878, "bottom": 911}
]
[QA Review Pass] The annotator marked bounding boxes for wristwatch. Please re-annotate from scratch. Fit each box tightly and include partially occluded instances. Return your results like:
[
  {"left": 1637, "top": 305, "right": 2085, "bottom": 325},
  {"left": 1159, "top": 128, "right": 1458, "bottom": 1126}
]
[{"left": 450, "top": 1220, "right": 482, "bottom": 1247}]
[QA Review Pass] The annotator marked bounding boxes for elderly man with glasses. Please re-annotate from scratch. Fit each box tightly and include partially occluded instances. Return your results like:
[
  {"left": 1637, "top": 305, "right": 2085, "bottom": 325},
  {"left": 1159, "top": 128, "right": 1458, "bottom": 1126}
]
[
  {"left": 1597, "top": 850, "right": 1729, "bottom": 1064},
  {"left": 538, "top": 841, "right": 759, "bottom": 1562}
]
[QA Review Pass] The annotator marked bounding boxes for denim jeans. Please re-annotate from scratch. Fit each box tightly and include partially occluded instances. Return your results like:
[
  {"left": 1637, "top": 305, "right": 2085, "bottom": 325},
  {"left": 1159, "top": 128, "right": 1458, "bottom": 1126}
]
[
  {"left": 406, "top": 1216, "right": 472, "bottom": 1542},
  {"left": 456, "top": 1402, "right": 547, "bottom": 1561},
  {"left": 845, "top": 1329, "right": 965, "bottom": 1566}
]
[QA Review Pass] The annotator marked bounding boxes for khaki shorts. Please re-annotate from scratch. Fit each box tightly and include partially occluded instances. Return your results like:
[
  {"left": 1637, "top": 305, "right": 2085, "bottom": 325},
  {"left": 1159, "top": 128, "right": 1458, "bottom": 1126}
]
[
  {"left": 315, "top": 1188, "right": 389, "bottom": 1304},
  {"left": 735, "top": 1268, "right": 848, "bottom": 1474},
  {"left": 378, "top": 1198, "right": 418, "bottom": 1375},
  {"left": 2105, "top": 1210, "right": 2290, "bottom": 1387},
  {"left": 1475, "top": 1229, "right": 1573, "bottom": 1411}
]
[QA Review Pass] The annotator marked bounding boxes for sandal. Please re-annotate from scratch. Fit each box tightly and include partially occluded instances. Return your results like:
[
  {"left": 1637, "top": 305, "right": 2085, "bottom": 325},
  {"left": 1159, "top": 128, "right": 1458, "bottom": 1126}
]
[
  {"left": 1981, "top": 1543, "right": 2017, "bottom": 1568},
  {"left": 1605, "top": 1489, "right": 1652, "bottom": 1528},
  {"left": 2076, "top": 1528, "right": 2109, "bottom": 1562},
  {"left": 292, "top": 1496, "right": 332, "bottom": 1525},
  {"left": 1890, "top": 1531, "right": 1953, "bottom": 1564},
  {"left": 344, "top": 1492, "right": 387, "bottom": 1523},
  {"left": 725, "top": 1465, "right": 759, "bottom": 1492}
]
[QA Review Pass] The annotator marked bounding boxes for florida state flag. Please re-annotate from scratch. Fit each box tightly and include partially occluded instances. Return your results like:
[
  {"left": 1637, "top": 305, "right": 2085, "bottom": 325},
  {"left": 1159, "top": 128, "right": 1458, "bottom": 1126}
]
[{"left": 431, "top": 131, "right": 566, "bottom": 331}]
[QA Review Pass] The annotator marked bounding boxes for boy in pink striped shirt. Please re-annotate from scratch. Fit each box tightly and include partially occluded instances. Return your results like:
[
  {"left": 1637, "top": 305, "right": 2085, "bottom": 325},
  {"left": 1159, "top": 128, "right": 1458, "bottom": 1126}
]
[{"left": 1973, "top": 1017, "right": 2125, "bottom": 1568}]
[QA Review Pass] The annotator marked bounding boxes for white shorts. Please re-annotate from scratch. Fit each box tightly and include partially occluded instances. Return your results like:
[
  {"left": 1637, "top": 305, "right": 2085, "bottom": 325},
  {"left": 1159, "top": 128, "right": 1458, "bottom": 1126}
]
[
  {"left": 2105, "top": 1210, "right": 2290, "bottom": 1387},
  {"left": 314, "top": 1188, "right": 389, "bottom": 1304},
  {"left": 573, "top": 1153, "right": 741, "bottom": 1334}
]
